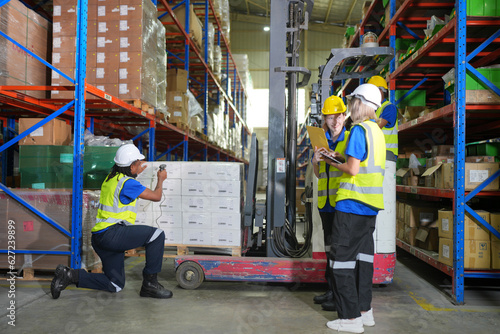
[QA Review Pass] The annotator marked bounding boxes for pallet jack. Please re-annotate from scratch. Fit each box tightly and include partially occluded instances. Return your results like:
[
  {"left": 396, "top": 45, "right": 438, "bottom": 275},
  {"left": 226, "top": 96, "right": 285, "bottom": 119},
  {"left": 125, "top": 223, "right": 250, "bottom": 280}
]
[{"left": 174, "top": 0, "right": 395, "bottom": 289}]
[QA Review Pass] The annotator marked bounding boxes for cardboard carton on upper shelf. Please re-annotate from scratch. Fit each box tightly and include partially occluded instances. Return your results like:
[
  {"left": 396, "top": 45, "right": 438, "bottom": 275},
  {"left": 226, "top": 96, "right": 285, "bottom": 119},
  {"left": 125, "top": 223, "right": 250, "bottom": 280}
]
[
  {"left": 438, "top": 209, "right": 491, "bottom": 240},
  {"left": 432, "top": 145, "right": 454, "bottom": 156},
  {"left": 465, "top": 156, "right": 498, "bottom": 163},
  {"left": 396, "top": 167, "right": 425, "bottom": 187},
  {"left": 491, "top": 213, "right": 500, "bottom": 238},
  {"left": 422, "top": 162, "right": 499, "bottom": 190},
  {"left": 167, "top": 68, "right": 188, "bottom": 92},
  {"left": 415, "top": 226, "right": 439, "bottom": 251},
  {"left": 465, "top": 90, "right": 500, "bottom": 104},
  {"left": 18, "top": 118, "right": 72, "bottom": 146},
  {"left": 160, "top": 4, "right": 203, "bottom": 49}
]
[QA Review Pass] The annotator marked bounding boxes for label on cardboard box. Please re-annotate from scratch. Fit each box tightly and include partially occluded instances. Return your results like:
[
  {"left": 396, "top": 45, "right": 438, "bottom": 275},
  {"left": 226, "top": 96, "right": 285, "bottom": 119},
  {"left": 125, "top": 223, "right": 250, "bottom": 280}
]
[
  {"left": 442, "top": 243, "right": 450, "bottom": 258},
  {"left": 470, "top": 169, "right": 489, "bottom": 183},
  {"left": 174, "top": 96, "right": 182, "bottom": 102},
  {"left": 119, "top": 69, "right": 128, "bottom": 79},
  {"left": 119, "top": 84, "right": 129, "bottom": 94},
  {"left": 442, "top": 218, "right": 450, "bottom": 232},
  {"left": 54, "top": 6, "right": 61, "bottom": 16},
  {"left": 120, "top": 52, "right": 130, "bottom": 62},
  {"left": 120, "top": 37, "right": 130, "bottom": 48},
  {"left": 97, "top": 37, "right": 112, "bottom": 48},
  {"left": 31, "top": 127, "right": 43, "bottom": 137}
]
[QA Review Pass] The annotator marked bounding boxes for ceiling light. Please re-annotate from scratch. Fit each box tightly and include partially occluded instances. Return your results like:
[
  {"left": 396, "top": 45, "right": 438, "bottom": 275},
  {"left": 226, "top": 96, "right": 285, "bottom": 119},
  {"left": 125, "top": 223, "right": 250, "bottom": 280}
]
[{"left": 263, "top": 26, "right": 270, "bottom": 32}]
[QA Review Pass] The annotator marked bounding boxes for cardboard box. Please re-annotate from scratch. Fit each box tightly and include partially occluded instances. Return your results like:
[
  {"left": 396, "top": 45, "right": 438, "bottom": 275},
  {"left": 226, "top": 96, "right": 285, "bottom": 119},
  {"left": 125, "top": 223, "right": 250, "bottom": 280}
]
[
  {"left": 212, "top": 229, "right": 241, "bottom": 247},
  {"left": 207, "top": 162, "right": 243, "bottom": 181},
  {"left": 416, "top": 227, "right": 439, "bottom": 251},
  {"left": 431, "top": 156, "right": 454, "bottom": 167},
  {"left": 167, "top": 68, "right": 188, "bottom": 91},
  {"left": 181, "top": 180, "right": 210, "bottom": 196},
  {"left": 182, "top": 196, "right": 211, "bottom": 212},
  {"left": 404, "top": 226, "right": 418, "bottom": 246},
  {"left": 439, "top": 237, "right": 453, "bottom": 266},
  {"left": 181, "top": 163, "right": 208, "bottom": 179},
  {"left": 465, "top": 163, "right": 500, "bottom": 190},
  {"left": 162, "top": 227, "right": 183, "bottom": 245},
  {"left": 161, "top": 4, "right": 203, "bottom": 49},
  {"left": 438, "top": 209, "right": 453, "bottom": 239},
  {"left": 183, "top": 228, "right": 211, "bottom": 245},
  {"left": 161, "top": 179, "right": 182, "bottom": 196},
  {"left": 491, "top": 213, "right": 500, "bottom": 240},
  {"left": 182, "top": 212, "right": 212, "bottom": 228},
  {"left": 492, "top": 241, "right": 500, "bottom": 269},
  {"left": 211, "top": 197, "right": 241, "bottom": 213},
  {"left": 207, "top": 180, "right": 242, "bottom": 197},
  {"left": 464, "top": 210, "right": 491, "bottom": 241},
  {"left": 466, "top": 90, "right": 500, "bottom": 104},
  {"left": 432, "top": 145, "right": 454, "bottom": 156},
  {"left": 152, "top": 196, "right": 182, "bottom": 212},
  {"left": 439, "top": 209, "right": 491, "bottom": 240},
  {"left": 464, "top": 240, "right": 490, "bottom": 269},
  {"left": 465, "top": 156, "right": 498, "bottom": 163},
  {"left": 212, "top": 213, "right": 242, "bottom": 230},
  {"left": 404, "top": 203, "right": 438, "bottom": 228},
  {"left": 18, "top": 118, "right": 72, "bottom": 145}
]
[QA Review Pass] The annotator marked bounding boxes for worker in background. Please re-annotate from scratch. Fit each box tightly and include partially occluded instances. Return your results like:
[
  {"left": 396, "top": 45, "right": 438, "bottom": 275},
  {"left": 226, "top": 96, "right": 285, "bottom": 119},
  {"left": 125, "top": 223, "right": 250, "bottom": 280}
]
[
  {"left": 325, "top": 83, "right": 385, "bottom": 333},
  {"left": 311, "top": 95, "right": 349, "bottom": 312},
  {"left": 50, "top": 144, "right": 173, "bottom": 299}
]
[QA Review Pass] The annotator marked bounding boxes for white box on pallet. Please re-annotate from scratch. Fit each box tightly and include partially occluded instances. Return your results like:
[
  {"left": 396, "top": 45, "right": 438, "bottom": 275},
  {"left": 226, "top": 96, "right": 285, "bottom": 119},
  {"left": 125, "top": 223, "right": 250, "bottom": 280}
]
[
  {"left": 207, "top": 162, "right": 243, "bottom": 180},
  {"left": 162, "top": 227, "right": 183, "bottom": 245},
  {"left": 136, "top": 176, "right": 152, "bottom": 189},
  {"left": 136, "top": 211, "right": 153, "bottom": 226},
  {"left": 207, "top": 180, "right": 241, "bottom": 197},
  {"left": 162, "top": 179, "right": 182, "bottom": 196},
  {"left": 212, "top": 212, "right": 241, "bottom": 230},
  {"left": 182, "top": 180, "right": 210, "bottom": 196},
  {"left": 182, "top": 196, "right": 211, "bottom": 211},
  {"left": 181, "top": 162, "right": 208, "bottom": 179},
  {"left": 182, "top": 212, "right": 212, "bottom": 228},
  {"left": 211, "top": 197, "right": 241, "bottom": 213},
  {"left": 211, "top": 229, "right": 241, "bottom": 247},
  {"left": 152, "top": 196, "right": 182, "bottom": 212},
  {"left": 183, "top": 228, "right": 212, "bottom": 245},
  {"left": 137, "top": 198, "right": 152, "bottom": 213},
  {"left": 152, "top": 211, "right": 182, "bottom": 228}
]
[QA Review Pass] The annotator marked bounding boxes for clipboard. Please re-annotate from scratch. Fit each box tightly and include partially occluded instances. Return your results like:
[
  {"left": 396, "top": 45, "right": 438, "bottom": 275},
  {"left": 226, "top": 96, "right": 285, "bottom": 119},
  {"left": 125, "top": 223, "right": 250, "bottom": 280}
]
[
  {"left": 306, "top": 126, "right": 329, "bottom": 150},
  {"left": 306, "top": 126, "right": 343, "bottom": 164}
]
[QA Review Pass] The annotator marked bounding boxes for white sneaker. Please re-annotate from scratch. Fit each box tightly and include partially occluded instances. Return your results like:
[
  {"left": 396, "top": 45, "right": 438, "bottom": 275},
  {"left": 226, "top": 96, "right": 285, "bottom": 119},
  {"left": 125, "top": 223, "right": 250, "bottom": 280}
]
[
  {"left": 361, "top": 309, "right": 375, "bottom": 327},
  {"left": 326, "top": 317, "right": 364, "bottom": 333}
]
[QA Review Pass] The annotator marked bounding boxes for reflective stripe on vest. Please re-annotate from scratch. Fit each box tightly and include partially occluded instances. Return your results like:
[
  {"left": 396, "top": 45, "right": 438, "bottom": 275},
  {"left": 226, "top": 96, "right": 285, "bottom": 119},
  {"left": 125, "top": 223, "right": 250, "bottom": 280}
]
[
  {"left": 92, "top": 173, "right": 138, "bottom": 232},
  {"left": 318, "top": 132, "right": 349, "bottom": 209},
  {"left": 376, "top": 101, "right": 398, "bottom": 156},
  {"left": 336, "top": 121, "right": 385, "bottom": 210}
]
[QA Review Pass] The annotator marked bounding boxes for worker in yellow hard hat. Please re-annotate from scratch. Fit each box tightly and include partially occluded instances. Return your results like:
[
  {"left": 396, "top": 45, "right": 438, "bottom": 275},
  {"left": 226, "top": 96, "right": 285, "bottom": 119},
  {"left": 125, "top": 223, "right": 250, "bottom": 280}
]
[
  {"left": 367, "top": 75, "right": 398, "bottom": 161},
  {"left": 311, "top": 95, "right": 349, "bottom": 312}
]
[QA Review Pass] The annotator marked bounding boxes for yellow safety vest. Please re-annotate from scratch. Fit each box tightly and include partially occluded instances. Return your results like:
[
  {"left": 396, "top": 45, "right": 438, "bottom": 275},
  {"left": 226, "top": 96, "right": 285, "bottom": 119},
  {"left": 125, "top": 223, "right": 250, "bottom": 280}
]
[
  {"left": 336, "top": 121, "right": 386, "bottom": 210},
  {"left": 376, "top": 100, "right": 398, "bottom": 156},
  {"left": 318, "top": 130, "right": 349, "bottom": 209},
  {"left": 92, "top": 173, "right": 138, "bottom": 232}
]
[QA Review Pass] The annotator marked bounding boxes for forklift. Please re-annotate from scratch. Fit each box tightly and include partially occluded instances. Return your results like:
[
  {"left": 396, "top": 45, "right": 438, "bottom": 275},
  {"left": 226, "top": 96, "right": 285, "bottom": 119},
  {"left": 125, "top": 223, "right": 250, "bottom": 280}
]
[{"left": 174, "top": 0, "right": 395, "bottom": 289}]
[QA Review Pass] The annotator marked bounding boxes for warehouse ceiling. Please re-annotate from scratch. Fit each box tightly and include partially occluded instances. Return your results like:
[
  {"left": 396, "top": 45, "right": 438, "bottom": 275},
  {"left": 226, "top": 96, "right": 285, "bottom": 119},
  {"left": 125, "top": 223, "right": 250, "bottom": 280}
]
[{"left": 229, "top": 0, "right": 364, "bottom": 33}]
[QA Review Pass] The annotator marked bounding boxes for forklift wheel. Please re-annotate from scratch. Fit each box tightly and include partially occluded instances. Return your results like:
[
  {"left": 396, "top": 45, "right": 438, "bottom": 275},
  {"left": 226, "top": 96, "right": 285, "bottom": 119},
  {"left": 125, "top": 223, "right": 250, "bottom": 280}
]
[{"left": 176, "top": 261, "right": 205, "bottom": 290}]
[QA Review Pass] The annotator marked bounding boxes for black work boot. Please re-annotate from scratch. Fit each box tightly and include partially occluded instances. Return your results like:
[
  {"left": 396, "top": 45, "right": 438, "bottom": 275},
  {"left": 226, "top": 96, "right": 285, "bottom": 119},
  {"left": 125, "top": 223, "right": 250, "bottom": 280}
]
[
  {"left": 51, "top": 264, "right": 79, "bottom": 299},
  {"left": 313, "top": 290, "right": 333, "bottom": 304},
  {"left": 321, "top": 300, "right": 337, "bottom": 311},
  {"left": 140, "top": 273, "right": 173, "bottom": 299}
]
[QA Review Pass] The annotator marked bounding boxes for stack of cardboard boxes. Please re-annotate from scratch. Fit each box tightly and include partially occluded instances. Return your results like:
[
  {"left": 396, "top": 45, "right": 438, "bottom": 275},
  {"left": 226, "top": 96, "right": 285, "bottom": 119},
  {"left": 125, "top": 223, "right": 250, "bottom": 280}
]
[
  {"left": 396, "top": 201, "right": 439, "bottom": 251},
  {"left": 51, "top": 0, "right": 166, "bottom": 110},
  {"left": 438, "top": 209, "right": 500, "bottom": 269},
  {"left": 134, "top": 161, "right": 243, "bottom": 247},
  {"left": 164, "top": 68, "right": 189, "bottom": 125},
  {"left": 0, "top": 0, "right": 51, "bottom": 99}
]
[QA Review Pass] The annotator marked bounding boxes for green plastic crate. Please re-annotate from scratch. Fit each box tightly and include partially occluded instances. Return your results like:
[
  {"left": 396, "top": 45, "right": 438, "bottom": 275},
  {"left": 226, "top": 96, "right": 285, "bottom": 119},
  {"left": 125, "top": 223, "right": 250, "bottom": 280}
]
[
  {"left": 467, "top": 0, "right": 500, "bottom": 16},
  {"left": 19, "top": 145, "right": 119, "bottom": 189},
  {"left": 395, "top": 89, "right": 426, "bottom": 107},
  {"left": 476, "top": 143, "right": 500, "bottom": 156},
  {"left": 465, "top": 68, "right": 500, "bottom": 90},
  {"left": 395, "top": 38, "right": 413, "bottom": 51}
]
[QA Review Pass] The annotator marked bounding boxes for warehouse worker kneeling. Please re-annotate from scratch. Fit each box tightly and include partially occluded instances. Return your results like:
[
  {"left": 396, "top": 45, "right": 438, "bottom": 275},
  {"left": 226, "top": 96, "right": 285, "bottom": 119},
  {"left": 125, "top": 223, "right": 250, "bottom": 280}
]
[{"left": 51, "top": 144, "right": 172, "bottom": 299}]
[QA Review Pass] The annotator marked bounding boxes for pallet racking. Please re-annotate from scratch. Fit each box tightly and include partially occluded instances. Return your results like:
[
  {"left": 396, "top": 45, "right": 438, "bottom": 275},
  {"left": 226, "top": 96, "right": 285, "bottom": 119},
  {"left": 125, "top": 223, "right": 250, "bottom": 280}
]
[
  {"left": 349, "top": 0, "right": 500, "bottom": 304},
  {"left": 0, "top": 0, "right": 249, "bottom": 270}
]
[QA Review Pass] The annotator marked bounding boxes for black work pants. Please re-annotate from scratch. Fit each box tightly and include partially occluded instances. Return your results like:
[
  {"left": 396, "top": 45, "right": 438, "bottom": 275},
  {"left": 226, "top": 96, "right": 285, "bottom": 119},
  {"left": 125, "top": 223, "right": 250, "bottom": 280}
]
[
  {"left": 319, "top": 211, "right": 335, "bottom": 291},
  {"left": 77, "top": 223, "right": 165, "bottom": 292},
  {"left": 329, "top": 210, "right": 376, "bottom": 319}
]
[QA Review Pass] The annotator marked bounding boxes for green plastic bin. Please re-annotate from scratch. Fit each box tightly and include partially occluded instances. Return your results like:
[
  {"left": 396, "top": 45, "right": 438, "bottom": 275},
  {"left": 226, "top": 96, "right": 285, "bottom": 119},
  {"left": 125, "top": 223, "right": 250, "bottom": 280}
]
[
  {"left": 395, "top": 89, "right": 426, "bottom": 107},
  {"left": 467, "top": 0, "right": 500, "bottom": 16},
  {"left": 465, "top": 68, "right": 500, "bottom": 90}
]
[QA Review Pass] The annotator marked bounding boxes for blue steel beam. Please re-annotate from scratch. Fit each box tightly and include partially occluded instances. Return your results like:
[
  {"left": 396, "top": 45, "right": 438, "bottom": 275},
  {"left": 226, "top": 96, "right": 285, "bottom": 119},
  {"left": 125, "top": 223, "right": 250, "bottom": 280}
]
[
  {"left": 394, "top": 77, "right": 428, "bottom": 106},
  {"left": 71, "top": 0, "right": 89, "bottom": 269},
  {"left": 0, "top": 101, "right": 75, "bottom": 153},
  {"left": 453, "top": 0, "right": 466, "bottom": 305},
  {"left": 465, "top": 204, "right": 500, "bottom": 242}
]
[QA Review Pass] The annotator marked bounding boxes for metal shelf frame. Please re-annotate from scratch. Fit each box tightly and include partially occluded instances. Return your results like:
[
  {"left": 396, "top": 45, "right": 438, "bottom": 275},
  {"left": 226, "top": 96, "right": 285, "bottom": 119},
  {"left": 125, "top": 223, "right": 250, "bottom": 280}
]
[{"left": 377, "top": 0, "right": 500, "bottom": 304}]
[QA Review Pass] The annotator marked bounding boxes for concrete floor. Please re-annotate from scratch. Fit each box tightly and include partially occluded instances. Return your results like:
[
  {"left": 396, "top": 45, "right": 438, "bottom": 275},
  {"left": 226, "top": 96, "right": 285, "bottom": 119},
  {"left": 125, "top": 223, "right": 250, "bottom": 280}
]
[{"left": 1, "top": 250, "right": 499, "bottom": 334}]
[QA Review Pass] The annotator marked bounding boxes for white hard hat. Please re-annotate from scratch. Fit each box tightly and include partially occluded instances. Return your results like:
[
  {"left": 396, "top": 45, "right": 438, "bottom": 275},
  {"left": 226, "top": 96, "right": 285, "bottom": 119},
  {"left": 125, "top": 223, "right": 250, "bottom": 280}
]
[
  {"left": 347, "top": 83, "right": 382, "bottom": 110},
  {"left": 114, "top": 144, "right": 145, "bottom": 167}
]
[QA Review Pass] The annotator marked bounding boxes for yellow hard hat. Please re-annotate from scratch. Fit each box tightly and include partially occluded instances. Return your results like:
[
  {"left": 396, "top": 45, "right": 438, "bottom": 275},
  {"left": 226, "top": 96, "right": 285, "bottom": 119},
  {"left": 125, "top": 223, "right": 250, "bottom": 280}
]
[
  {"left": 322, "top": 95, "right": 346, "bottom": 115},
  {"left": 367, "top": 75, "right": 388, "bottom": 91}
]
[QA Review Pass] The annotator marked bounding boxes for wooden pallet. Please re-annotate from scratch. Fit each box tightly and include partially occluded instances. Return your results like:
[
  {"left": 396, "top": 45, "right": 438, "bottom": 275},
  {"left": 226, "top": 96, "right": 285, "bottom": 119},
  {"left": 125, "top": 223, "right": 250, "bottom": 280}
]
[
  {"left": 169, "top": 121, "right": 189, "bottom": 131},
  {"left": 124, "top": 99, "right": 155, "bottom": 115},
  {"left": 125, "top": 244, "right": 241, "bottom": 258}
]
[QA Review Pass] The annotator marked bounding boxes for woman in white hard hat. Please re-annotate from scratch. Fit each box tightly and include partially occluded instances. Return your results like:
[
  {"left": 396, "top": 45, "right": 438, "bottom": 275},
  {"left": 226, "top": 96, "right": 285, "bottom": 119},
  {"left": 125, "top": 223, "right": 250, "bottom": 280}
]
[
  {"left": 50, "top": 144, "right": 172, "bottom": 299},
  {"left": 325, "top": 84, "right": 386, "bottom": 333},
  {"left": 311, "top": 95, "right": 349, "bottom": 312}
]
